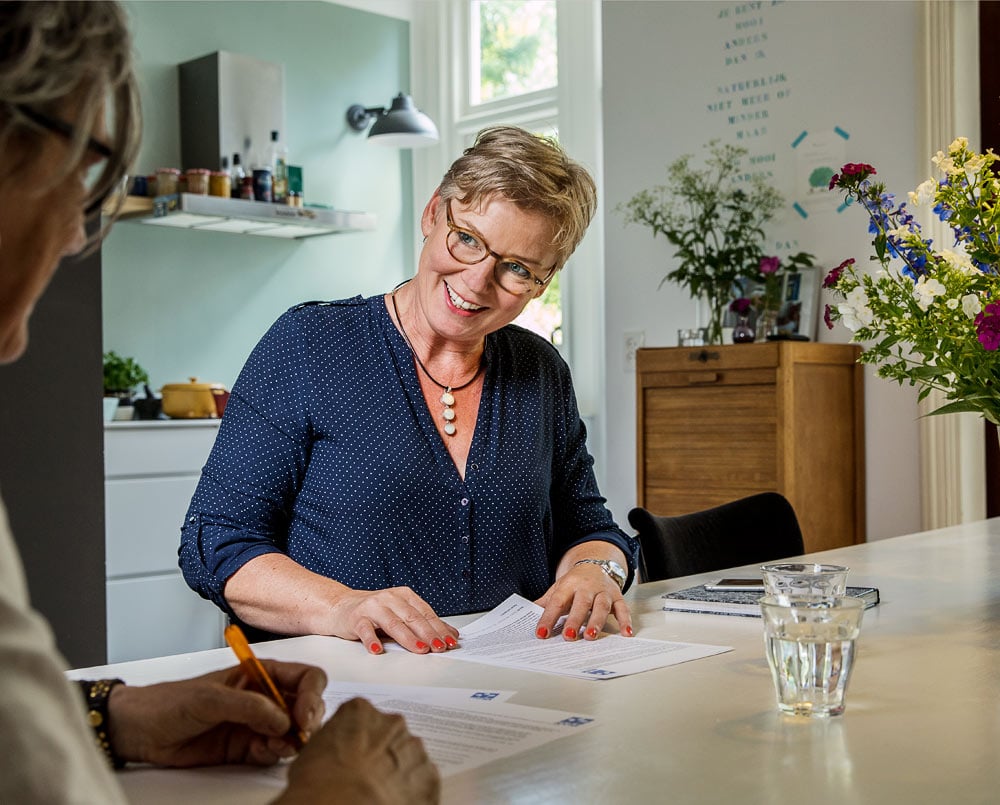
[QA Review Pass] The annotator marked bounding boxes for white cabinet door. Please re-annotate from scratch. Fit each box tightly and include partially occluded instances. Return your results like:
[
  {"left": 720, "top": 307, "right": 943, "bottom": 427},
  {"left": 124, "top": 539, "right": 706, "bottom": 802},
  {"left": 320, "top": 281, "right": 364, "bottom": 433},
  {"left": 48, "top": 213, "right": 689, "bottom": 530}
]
[
  {"left": 105, "top": 476, "right": 198, "bottom": 576},
  {"left": 107, "top": 574, "right": 225, "bottom": 663}
]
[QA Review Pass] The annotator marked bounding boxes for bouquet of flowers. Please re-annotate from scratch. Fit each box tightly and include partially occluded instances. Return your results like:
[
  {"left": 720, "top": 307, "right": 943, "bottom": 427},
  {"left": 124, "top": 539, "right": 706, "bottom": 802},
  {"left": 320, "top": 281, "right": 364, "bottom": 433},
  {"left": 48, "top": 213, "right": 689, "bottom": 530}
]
[
  {"left": 825, "top": 137, "right": 1000, "bottom": 424},
  {"left": 730, "top": 252, "right": 815, "bottom": 336},
  {"left": 619, "top": 140, "right": 783, "bottom": 344}
]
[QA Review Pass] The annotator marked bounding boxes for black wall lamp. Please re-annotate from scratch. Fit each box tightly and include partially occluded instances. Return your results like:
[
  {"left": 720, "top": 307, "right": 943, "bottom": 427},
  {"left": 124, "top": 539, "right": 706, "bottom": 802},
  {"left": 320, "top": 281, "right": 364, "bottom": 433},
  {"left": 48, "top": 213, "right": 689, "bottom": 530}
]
[{"left": 346, "top": 93, "right": 439, "bottom": 148}]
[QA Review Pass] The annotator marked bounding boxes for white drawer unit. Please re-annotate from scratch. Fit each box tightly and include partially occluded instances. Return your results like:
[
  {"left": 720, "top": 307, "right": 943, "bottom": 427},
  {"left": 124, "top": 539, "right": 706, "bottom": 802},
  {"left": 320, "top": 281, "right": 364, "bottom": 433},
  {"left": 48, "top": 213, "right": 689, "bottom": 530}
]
[{"left": 104, "top": 420, "right": 225, "bottom": 662}]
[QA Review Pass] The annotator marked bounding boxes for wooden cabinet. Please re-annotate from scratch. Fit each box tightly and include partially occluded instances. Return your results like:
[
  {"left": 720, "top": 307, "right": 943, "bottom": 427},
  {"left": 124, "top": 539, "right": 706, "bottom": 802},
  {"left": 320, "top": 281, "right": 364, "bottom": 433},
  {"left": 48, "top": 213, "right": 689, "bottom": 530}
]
[
  {"left": 636, "top": 342, "right": 865, "bottom": 553},
  {"left": 104, "top": 420, "right": 226, "bottom": 662}
]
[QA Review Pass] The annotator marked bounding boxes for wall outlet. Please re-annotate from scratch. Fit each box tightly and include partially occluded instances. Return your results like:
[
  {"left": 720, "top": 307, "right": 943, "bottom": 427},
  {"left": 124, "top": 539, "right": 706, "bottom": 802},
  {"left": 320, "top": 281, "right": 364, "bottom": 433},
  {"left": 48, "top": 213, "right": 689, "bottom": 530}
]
[{"left": 624, "top": 330, "right": 645, "bottom": 372}]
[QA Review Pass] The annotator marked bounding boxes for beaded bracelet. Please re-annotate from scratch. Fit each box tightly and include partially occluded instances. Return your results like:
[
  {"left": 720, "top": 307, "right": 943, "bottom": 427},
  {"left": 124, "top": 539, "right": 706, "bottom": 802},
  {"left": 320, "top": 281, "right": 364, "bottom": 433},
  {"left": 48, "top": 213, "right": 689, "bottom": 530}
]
[{"left": 76, "top": 678, "right": 126, "bottom": 769}]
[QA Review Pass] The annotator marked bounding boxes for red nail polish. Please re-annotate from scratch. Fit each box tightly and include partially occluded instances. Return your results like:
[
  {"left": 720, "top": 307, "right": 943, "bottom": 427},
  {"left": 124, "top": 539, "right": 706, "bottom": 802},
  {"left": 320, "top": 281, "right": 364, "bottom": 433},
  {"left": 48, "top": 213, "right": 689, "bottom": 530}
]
[
  {"left": 415, "top": 641, "right": 428, "bottom": 651},
  {"left": 624, "top": 625, "right": 634, "bottom": 637},
  {"left": 444, "top": 635, "right": 458, "bottom": 648},
  {"left": 586, "top": 627, "right": 598, "bottom": 639},
  {"left": 536, "top": 626, "right": 549, "bottom": 639},
  {"left": 369, "top": 642, "right": 382, "bottom": 654},
  {"left": 565, "top": 627, "right": 577, "bottom": 640},
  {"left": 432, "top": 638, "right": 445, "bottom": 650}
]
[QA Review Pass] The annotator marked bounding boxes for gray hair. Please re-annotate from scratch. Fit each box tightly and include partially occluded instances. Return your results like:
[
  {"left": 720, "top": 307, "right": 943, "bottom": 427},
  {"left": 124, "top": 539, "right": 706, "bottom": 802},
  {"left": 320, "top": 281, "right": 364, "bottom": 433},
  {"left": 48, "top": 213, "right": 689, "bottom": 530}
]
[
  {"left": 0, "top": 1, "right": 141, "bottom": 234},
  {"left": 439, "top": 126, "right": 597, "bottom": 269}
]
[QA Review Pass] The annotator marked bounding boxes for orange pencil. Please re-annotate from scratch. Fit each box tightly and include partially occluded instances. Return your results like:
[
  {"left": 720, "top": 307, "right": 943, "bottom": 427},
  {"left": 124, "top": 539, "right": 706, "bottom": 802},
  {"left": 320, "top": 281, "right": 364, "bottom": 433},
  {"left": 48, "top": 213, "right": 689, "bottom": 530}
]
[{"left": 224, "top": 624, "right": 309, "bottom": 748}]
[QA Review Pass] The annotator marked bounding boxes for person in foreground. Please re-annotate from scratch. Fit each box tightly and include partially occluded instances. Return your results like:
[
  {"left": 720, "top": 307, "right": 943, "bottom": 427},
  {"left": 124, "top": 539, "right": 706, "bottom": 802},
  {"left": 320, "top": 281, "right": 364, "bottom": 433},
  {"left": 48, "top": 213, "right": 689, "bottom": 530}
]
[
  {"left": 180, "top": 125, "right": 641, "bottom": 654},
  {"left": 0, "top": 2, "right": 437, "bottom": 802}
]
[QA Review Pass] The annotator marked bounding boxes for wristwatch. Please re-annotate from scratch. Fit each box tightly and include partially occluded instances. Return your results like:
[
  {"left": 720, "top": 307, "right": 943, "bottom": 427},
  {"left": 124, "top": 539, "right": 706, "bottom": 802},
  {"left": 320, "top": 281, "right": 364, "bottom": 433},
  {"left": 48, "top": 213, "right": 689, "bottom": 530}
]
[{"left": 574, "top": 558, "right": 627, "bottom": 591}]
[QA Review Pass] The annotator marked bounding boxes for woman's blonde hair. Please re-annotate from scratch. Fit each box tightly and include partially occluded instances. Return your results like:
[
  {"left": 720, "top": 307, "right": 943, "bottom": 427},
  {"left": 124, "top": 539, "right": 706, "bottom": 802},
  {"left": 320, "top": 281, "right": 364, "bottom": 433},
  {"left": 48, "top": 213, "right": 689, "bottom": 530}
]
[
  {"left": 0, "top": 1, "right": 141, "bottom": 235},
  {"left": 438, "top": 126, "right": 597, "bottom": 269}
]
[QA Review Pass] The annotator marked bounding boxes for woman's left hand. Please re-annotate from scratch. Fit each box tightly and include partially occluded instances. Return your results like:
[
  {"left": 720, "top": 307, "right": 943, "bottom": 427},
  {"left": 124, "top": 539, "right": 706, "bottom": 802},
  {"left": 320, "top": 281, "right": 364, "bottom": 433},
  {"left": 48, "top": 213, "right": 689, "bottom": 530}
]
[{"left": 533, "top": 546, "right": 633, "bottom": 641}]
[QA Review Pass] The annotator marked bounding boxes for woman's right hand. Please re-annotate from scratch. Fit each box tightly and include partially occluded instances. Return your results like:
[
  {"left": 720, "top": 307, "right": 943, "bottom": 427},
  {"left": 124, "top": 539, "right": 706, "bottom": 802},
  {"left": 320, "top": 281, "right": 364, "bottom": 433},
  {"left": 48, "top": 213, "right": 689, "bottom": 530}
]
[
  {"left": 277, "top": 697, "right": 440, "bottom": 805},
  {"left": 330, "top": 586, "right": 460, "bottom": 655}
]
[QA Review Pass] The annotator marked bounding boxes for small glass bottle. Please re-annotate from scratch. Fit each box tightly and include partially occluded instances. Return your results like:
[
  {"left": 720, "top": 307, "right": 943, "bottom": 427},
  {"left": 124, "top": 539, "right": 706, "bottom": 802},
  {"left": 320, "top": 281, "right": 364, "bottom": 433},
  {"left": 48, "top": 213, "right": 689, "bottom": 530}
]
[
  {"left": 155, "top": 167, "right": 180, "bottom": 196},
  {"left": 209, "top": 171, "right": 231, "bottom": 198},
  {"left": 230, "top": 153, "right": 246, "bottom": 199},
  {"left": 268, "top": 130, "right": 288, "bottom": 203}
]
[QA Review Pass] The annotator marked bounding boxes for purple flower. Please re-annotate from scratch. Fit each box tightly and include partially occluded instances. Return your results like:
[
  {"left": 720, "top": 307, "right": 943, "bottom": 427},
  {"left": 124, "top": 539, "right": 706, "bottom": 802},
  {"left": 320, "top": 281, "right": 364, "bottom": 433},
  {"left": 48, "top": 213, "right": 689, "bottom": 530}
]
[
  {"left": 975, "top": 301, "right": 1000, "bottom": 351},
  {"left": 824, "top": 304, "right": 835, "bottom": 330},
  {"left": 729, "top": 297, "right": 751, "bottom": 314},
  {"left": 828, "top": 173, "right": 840, "bottom": 190},
  {"left": 759, "top": 256, "right": 781, "bottom": 275}
]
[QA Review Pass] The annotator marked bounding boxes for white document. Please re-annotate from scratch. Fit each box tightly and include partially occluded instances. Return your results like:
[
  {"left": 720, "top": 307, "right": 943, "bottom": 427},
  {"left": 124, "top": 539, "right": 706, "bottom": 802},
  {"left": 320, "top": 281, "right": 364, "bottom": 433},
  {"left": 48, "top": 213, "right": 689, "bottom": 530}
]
[
  {"left": 429, "top": 593, "right": 732, "bottom": 679},
  {"left": 330, "top": 694, "right": 597, "bottom": 777}
]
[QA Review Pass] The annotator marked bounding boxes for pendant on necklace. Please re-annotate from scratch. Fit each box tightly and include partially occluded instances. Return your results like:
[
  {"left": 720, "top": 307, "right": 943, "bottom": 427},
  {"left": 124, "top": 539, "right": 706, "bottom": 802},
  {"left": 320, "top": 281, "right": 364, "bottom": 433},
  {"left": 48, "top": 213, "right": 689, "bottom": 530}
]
[{"left": 441, "top": 389, "right": 457, "bottom": 436}]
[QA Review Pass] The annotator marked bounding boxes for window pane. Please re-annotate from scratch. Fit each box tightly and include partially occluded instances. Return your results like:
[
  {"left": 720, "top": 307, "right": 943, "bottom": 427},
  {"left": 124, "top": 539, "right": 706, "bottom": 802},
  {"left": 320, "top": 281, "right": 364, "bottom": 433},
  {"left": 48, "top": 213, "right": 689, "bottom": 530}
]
[
  {"left": 515, "top": 269, "right": 562, "bottom": 347},
  {"left": 471, "top": 1, "right": 557, "bottom": 105}
]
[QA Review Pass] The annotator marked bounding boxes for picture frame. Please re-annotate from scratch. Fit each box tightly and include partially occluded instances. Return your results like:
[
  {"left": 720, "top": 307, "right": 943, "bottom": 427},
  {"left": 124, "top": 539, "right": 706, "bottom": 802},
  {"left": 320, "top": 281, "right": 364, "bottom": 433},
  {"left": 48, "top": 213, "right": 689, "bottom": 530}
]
[
  {"left": 774, "top": 269, "right": 821, "bottom": 341},
  {"left": 722, "top": 268, "right": 822, "bottom": 341}
]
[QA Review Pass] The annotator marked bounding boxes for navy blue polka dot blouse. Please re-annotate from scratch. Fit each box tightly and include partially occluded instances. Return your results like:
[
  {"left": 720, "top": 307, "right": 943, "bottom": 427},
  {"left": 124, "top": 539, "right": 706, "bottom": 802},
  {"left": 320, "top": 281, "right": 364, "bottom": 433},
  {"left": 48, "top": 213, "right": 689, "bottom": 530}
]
[{"left": 179, "top": 295, "right": 638, "bottom": 631}]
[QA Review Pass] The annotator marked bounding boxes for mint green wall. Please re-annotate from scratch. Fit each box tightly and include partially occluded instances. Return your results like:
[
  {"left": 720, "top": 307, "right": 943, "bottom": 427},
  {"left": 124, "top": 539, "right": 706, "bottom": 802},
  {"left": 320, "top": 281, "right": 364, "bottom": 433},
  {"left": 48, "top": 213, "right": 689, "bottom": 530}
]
[{"left": 104, "top": 1, "right": 414, "bottom": 389}]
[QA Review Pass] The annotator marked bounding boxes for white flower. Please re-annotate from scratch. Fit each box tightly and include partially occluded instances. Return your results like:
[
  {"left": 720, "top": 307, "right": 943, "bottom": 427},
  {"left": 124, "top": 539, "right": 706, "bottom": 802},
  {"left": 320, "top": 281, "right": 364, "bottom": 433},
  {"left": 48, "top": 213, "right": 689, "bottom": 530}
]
[
  {"left": 907, "top": 178, "right": 937, "bottom": 206},
  {"left": 939, "top": 249, "right": 976, "bottom": 274},
  {"left": 949, "top": 136, "right": 969, "bottom": 152},
  {"left": 912, "top": 277, "right": 946, "bottom": 311},
  {"left": 946, "top": 297, "right": 959, "bottom": 310},
  {"left": 932, "top": 150, "right": 954, "bottom": 173},
  {"left": 961, "top": 293, "right": 982, "bottom": 318},
  {"left": 838, "top": 287, "right": 875, "bottom": 331},
  {"left": 966, "top": 154, "right": 987, "bottom": 174}
]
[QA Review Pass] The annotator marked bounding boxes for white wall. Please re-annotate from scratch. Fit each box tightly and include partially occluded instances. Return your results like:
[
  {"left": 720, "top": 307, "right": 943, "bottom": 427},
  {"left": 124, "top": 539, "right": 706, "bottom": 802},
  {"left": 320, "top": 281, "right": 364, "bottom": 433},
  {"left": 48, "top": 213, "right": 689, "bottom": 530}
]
[{"left": 600, "top": 0, "right": 924, "bottom": 540}]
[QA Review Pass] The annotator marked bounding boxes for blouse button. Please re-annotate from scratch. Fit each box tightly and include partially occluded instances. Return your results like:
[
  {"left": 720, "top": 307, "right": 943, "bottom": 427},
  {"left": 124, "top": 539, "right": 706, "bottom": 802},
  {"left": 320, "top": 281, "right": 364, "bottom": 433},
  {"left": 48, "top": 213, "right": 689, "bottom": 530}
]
[
  {"left": 460, "top": 498, "right": 469, "bottom": 506},
  {"left": 461, "top": 535, "right": 470, "bottom": 544}
]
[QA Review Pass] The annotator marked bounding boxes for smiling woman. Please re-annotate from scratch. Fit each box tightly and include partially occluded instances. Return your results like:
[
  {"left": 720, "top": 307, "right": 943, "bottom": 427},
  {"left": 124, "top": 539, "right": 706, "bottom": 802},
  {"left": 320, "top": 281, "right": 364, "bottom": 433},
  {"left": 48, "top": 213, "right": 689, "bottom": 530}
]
[{"left": 180, "top": 126, "right": 640, "bottom": 656}]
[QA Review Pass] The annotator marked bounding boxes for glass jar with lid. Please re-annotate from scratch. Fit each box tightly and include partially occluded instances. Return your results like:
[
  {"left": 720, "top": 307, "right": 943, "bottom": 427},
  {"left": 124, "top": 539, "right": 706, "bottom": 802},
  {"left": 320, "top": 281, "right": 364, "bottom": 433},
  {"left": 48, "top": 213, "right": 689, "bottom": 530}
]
[
  {"left": 154, "top": 167, "right": 180, "bottom": 196},
  {"left": 208, "top": 171, "right": 231, "bottom": 198},
  {"left": 186, "top": 168, "right": 211, "bottom": 195}
]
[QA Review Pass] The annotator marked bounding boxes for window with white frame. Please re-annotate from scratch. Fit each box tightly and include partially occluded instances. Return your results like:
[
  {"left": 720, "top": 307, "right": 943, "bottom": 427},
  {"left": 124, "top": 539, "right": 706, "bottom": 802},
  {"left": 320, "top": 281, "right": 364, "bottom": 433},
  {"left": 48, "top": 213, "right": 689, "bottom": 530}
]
[{"left": 457, "top": 0, "right": 562, "bottom": 346}]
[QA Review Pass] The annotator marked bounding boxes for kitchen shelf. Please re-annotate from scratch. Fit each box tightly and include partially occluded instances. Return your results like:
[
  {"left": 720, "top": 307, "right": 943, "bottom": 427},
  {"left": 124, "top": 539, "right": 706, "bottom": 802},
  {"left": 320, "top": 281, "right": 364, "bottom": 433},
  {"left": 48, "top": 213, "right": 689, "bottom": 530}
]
[{"left": 116, "top": 194, "right": 376, "bottom": 239}]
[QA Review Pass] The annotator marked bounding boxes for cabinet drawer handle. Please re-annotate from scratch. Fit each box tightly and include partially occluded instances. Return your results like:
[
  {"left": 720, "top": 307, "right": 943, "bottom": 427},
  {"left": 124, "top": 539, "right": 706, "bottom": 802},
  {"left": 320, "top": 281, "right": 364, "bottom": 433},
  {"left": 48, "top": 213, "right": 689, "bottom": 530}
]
[{"left": 688, "top": 373, "right": 720, "bottom": 384}]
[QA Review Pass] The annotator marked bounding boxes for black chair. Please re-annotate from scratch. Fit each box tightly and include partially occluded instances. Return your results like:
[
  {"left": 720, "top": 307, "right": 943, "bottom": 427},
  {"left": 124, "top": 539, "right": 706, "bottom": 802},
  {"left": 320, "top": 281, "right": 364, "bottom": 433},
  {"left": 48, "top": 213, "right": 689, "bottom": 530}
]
[{"left": 627, "top": 492, "right": 805, "bottom": 582}]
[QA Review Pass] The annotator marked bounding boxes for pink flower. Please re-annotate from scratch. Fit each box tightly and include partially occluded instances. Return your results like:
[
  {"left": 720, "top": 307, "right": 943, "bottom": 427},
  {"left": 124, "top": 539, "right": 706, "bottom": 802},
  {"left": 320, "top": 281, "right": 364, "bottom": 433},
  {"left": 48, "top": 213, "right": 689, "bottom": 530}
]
[
  {"left": 975, "top": 301, "right": 1000, "bottom": 351},
  {"left": 824, "top": 304, "right": 835, "bottom": 329},
  {"left": 759, "top": 256, "right": 780, "bottom": 275},
  {"left": 841, "top": 162, "right": 876, "bottom": 178},
  {"left": 823, "top": 258, "right": 854, "bottom": 288},
  {"left": 828, "top": 173, "right": 840, "bottom": 190}
]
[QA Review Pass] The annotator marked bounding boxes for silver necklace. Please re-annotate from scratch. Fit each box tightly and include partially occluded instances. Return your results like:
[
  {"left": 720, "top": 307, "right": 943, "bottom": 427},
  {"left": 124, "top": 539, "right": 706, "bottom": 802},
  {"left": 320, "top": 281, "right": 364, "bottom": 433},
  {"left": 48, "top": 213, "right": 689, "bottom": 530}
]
[{"left": 390, "top": 287, "right": 483, "bottom": 437}]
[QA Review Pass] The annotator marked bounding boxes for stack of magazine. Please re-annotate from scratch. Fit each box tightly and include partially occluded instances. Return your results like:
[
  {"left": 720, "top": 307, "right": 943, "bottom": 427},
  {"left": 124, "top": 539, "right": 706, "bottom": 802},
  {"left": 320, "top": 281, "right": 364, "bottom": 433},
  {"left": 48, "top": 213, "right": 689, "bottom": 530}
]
[{"left": 661, "top": 583, "right": 880, "bottom": 618}]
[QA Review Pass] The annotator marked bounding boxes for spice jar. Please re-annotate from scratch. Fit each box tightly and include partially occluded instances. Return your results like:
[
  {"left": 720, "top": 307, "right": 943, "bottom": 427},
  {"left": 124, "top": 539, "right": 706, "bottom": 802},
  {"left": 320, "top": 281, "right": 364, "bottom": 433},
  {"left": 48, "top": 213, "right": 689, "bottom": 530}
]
[
  {"left": 186, "top": 168, "right": 210, "bottom": 195},
  {"left": 208, "top": 171, "right": 231, "bottom": 198},
  {"left": 154, "top": 167, "right": 180, "bottom": 196}
]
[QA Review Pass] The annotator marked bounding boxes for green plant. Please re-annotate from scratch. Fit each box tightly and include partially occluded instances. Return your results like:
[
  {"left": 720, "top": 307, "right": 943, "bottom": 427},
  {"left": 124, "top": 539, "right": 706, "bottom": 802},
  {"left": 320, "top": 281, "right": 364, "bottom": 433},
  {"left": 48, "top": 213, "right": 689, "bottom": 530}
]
[
  {"left": 618, "top": 140, "right": 785, "bottom": 344},
  {"left": 826, "top": 137, "right": 1000, "bottom": 424},
  {"left": 103, "top": 351, "right": 149, "bottom": 396}
]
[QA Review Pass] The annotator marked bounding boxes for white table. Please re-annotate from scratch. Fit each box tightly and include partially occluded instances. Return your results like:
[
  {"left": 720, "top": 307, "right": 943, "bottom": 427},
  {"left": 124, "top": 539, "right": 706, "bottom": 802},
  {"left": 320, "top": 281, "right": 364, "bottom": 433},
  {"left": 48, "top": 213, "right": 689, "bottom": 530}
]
[{"left": 71, "top": 519, "right": 1000, "bottom": 804}]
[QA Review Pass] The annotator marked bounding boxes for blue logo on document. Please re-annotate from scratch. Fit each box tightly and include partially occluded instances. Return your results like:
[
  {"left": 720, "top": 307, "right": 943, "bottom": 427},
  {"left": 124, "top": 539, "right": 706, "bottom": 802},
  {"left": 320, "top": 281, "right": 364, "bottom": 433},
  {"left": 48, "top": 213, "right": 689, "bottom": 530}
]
[
  {"left": 471, "top": 691, "right": 499, "bottom": 701},
  {"left": 583, "top": 668, "right": 614, "bottom": 676},
  {"left": 558, "top": 716, "right": 595, "bottom": 727}
]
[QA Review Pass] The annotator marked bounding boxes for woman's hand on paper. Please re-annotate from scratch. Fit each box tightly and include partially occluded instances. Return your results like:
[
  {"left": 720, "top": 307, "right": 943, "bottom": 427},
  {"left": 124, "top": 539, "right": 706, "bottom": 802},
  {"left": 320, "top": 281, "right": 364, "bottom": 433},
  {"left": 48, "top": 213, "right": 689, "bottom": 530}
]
[
  {"left": 534, "top": 547, "right": 634, "bottom": 641},
  {"left": 330, "top": 586, "right": 461, "bottom": 656}
]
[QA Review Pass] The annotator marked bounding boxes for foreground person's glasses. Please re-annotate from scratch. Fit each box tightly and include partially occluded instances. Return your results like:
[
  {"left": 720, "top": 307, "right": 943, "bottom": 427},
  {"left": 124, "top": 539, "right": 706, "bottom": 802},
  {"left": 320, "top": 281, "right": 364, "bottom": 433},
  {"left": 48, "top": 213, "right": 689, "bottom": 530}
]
[
  {"left": 444, "top": 199, "right": 556, "bottom": 295},
  {"left": 15, "top": 104, "right": 128, "bottom": 216}
]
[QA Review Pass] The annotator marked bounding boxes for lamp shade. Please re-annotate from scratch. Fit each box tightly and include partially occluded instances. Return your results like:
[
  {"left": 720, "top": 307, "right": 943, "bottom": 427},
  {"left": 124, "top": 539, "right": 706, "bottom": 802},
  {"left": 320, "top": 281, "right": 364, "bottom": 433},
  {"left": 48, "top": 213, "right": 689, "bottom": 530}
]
[{"left": 346, "top": 93, "right": 439, "bottom": 148}]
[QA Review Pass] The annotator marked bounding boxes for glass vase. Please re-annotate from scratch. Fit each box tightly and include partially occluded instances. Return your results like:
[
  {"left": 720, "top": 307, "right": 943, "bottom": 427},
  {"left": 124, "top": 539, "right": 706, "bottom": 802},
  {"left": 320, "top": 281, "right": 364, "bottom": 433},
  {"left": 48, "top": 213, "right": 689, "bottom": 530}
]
[
  {"left": 755, "top": 307, "right": 779, "bottom": 342},
  {"left": 732, "top": 314, "right": 755, "bottom": 343}
]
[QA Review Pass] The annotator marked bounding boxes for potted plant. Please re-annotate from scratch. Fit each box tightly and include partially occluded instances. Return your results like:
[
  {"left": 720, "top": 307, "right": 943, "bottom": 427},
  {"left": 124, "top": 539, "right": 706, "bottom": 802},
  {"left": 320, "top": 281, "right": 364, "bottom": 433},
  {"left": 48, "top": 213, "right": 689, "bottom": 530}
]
[
  {"left": 103, "top": 351, "right": 149, "bottom": 420},
  {"left": 618, "top": 140, "right": 786, "bottom": 344}
]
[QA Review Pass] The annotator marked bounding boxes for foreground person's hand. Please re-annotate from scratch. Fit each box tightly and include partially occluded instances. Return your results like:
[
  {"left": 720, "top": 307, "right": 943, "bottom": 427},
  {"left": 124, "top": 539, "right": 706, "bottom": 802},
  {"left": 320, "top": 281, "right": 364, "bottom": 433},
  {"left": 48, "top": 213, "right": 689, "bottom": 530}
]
[
  {"left": 276, "top": 697, "right": 440, "bottom": 805},
  {"left": 109, "top": 662, "right": 326, "bottom": 767}
]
